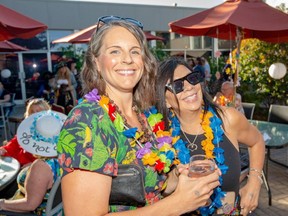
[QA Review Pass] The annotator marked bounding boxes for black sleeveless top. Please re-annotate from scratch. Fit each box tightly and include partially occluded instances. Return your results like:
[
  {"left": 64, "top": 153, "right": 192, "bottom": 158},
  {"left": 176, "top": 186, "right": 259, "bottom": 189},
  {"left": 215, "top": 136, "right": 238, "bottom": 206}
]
[{"left": 180, "top": 131, "right": 241, "bottom": 197}]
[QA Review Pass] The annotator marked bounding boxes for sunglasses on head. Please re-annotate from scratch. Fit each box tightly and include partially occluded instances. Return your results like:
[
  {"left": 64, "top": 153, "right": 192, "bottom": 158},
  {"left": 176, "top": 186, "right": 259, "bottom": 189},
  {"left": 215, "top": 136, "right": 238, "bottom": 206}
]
[
  {"left": 166, "top": 71, "right": 203, "bottom": 94},
  {"left": 96, "top": 15, "right": 144, "bottom": 33}
]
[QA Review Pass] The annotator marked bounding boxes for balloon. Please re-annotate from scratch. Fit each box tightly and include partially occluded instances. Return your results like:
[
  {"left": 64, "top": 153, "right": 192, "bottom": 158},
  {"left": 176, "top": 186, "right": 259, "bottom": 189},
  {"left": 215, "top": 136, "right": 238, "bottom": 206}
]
[
  {"left": 268, "top": 63, "right": 287, "bottom": 79},
  {"left": 1, "top": 69, "right": 11, "bottom": 78}
]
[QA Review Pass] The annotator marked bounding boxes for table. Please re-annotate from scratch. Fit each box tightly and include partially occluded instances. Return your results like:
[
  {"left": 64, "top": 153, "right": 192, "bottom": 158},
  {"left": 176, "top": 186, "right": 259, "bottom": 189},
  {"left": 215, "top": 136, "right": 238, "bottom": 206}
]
[
  {"left": 0, "top": 156, "right": 20, "bottom": 191},
  {"left": 249, "top": 120, "right": 288, "bottom": 206}
]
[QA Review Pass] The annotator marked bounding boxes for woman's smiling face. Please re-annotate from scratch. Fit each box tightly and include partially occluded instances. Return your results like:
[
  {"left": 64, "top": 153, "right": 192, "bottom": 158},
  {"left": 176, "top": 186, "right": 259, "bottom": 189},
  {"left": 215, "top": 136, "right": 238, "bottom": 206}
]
[
  {"left": 94, "top": 26, "right": 144, "bottom": 95},
  {"left": 165, "top": 64, "right": 203, "bottom": 113}
]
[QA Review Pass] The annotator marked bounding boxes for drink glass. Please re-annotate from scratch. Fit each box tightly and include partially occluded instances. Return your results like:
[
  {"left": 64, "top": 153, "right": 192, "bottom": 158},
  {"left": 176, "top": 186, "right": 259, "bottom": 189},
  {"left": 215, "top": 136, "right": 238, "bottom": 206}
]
[
  {"left": 189, "top": 154, "right": 215, "bottom": 178},
  {"left": 189, "top": 154, "right": 216, "bottom": 207}
]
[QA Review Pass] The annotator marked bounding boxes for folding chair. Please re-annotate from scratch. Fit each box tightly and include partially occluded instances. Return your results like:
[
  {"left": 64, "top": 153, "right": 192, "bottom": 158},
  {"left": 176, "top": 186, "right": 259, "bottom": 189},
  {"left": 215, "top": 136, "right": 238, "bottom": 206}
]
[
  {"left": 242, "top": 102, "right": 256, "bottom": 120},
  {"left": 46, "top": 177, "right": 63, "bottom": 216},
  {"left": 268, "top": 104, "right": 288, "bottom": 124},
  {"left": 51, "top": 103, "right": 65, "bottom": 114}
]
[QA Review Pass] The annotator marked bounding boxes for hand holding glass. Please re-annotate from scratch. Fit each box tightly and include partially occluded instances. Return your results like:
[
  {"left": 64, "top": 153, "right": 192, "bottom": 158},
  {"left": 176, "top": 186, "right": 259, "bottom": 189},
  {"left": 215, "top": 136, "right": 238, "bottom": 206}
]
[{"left": 189, "top": 154, "right": 216, "bottom": 207}]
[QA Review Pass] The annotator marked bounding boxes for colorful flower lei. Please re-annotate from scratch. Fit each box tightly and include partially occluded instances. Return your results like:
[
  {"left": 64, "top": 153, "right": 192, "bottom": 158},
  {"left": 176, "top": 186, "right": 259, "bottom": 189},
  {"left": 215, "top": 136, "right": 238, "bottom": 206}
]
[
  {"left": 84, "top": 89, "right": 178, "bottom": 174},
  {"left": 218, "top": 95, "right": 233, "bottom": 107},
  {"left": 169, "top": 107, "right": 228, "bottom": 216}
]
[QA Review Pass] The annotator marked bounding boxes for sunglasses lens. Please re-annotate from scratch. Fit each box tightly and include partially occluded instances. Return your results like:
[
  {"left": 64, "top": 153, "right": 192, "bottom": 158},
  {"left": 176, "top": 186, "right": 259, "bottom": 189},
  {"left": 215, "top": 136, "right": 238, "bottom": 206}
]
[
  {"left": 172, "top": 80, "right": 183, "bottom": 94},
  {"left": 187, "top": 73, "right": 200, "bottom": 85},
  {"left": 124, "top": 18, "right": 144, "bottom": 29},
  {"left": 99, "top": 16, "right": 121, "bottom": 24}
]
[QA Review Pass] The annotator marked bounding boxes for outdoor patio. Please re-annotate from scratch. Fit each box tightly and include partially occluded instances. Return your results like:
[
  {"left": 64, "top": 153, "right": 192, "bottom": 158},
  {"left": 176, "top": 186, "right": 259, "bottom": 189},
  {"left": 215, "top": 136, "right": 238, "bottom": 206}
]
[{"left": 1, "top": 104, "right": 288, "bottom": 215}]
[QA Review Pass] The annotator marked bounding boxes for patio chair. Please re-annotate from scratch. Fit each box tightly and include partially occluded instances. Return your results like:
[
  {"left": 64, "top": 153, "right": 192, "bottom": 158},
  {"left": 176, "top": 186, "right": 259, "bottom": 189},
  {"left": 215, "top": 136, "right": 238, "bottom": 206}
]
[
  {"left": 242, "top": 102, "right": 256, "bottom": 120},
  {"left": 46, "top": 177, "right": 63, "bottom": 216},
  {"left": 51, "top": 103, "right": 65, "bottom": 114},
  {"left": 0, "top": 104, "right": 12, "bottom": 141},
  {"left": 65, "top": 104, "right": 74, "bottom": 115},
  {"left": 268, "top": 104, "right": 288, "bottom": 124}
]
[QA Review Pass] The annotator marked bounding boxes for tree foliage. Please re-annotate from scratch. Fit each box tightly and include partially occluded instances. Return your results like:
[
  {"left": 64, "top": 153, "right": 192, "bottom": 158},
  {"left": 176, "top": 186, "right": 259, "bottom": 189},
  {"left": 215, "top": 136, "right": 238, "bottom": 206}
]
[{"left": 231, "top": 39, "right": 288, "bottom": 107}]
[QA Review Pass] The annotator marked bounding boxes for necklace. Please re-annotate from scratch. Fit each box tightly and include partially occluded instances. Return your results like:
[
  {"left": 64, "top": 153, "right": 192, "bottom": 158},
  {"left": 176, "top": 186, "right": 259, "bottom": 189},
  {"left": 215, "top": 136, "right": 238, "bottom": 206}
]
[
  {"left": 84, "top": 88, "right": 177, "bottom": 174},
  {"left": 181, "top": 127, "right": 199, "bottom": 152},
  {"left": 169, "top": 107, "right": 228, "bottom": 216}
]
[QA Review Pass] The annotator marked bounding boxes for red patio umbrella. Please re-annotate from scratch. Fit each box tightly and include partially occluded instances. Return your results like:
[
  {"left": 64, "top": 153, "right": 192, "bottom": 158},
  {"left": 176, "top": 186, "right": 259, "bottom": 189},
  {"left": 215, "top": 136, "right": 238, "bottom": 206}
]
[
  {"left": 169, "top": 0, "right": 288, "bottom": 91},
  {"left": 52, "top": 24, "right": 164, "bottom": 44},
  {"left": 0, "top": 40, "right": 29, "bottom": 52},
  {"left": 169, "top": 0, "right": 288, "bottom": 43},
  {"left": 0, "top": 4, "right": 47, "bottom": 41},
  {"left": 40, "top": 54, "right": 61, "bottom": 62},
  {"left": 144, "top": 32, "right": 165, "bottom": 41}
]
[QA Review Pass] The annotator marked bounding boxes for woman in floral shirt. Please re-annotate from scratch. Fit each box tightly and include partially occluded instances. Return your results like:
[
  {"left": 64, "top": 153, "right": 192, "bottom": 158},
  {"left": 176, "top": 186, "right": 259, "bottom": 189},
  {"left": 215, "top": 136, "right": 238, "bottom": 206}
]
[{"left": 57, "top": 16, "right": 220, "bottom": 215}]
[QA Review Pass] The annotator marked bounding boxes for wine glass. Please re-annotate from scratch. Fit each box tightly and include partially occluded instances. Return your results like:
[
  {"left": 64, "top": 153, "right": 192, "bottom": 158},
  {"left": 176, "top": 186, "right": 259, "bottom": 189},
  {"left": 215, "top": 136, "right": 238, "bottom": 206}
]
[{"left": 189, "top": 154, "right": 216, "bottom": 206}]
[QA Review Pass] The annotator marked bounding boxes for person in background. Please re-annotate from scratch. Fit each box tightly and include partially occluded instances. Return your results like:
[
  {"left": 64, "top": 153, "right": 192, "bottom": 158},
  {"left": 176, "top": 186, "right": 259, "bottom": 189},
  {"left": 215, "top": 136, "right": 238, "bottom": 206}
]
[
  {"left": 202, "top": 57, "right": 211, "bottom": 85},
  {"left": 193, "top": 57, "right": 205, "bottom": 79},
  {"left": 36, "top": 72, "right": 56, "bottom": 104},
  {"left": 187, "top": 58, "right": 196, "bottom": 68},
  {"left": 156, "top": 57, "right": 265, "bottom": 216},
  {"left": 54, "top": 62, "right": 76, "bottom": 109},
  {"left": 67, "top": 58, "right": 81, "bottom": 98},
  {"left": 57, "top": 16, "right": 220, "bottom": 215},
  {"left": 213, "top": 81, "right": 245, "bottom": 114},
  {"left": 0, "top": 99, "right": 51, "bottom": 199},
  {"left": 0, "top": 98, "right": 51, "bottom": 167},
  {"left": 0, "top": 110, "right": 67, "bottom": 215},
  {"left": 210, "top": 71, "right": 224, "bottom": 97},
  {"left": 0, "top": 81, "right": 10, "bottom": 103},
  {"left": 66, "top": 60, "right": 78, "bottom": 95}
]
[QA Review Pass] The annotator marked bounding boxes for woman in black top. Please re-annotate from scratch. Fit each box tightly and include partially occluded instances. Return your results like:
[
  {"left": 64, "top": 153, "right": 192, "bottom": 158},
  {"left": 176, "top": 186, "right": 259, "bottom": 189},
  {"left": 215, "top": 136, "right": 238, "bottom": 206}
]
[{"left": 156, "top": 57, "right": 265, "bottom": 216}]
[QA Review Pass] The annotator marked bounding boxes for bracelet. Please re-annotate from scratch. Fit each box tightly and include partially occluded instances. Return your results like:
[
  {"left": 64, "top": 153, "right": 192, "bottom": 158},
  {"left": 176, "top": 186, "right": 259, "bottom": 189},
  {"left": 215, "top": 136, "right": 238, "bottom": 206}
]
[
  {"left": 249, "top": 168, "right": 263, "bottom": 177},
  {"left": 247, "top": 173, "right": 263, "bottom": 184}
]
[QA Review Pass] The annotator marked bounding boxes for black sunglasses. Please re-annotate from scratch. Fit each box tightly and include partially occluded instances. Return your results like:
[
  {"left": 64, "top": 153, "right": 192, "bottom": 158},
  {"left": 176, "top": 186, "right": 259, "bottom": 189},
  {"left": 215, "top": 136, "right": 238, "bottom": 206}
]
[
  {"left": 166, "top": 71, "right": 203, "bottom": 94},
  {"left": 96, "top": 15, "right": 144, "bottom": 33}
]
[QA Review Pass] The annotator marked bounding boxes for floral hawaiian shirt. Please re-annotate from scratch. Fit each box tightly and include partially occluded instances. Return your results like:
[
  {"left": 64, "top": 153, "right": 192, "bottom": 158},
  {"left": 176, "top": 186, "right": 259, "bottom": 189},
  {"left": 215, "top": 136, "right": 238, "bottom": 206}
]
[{"left": 57, "top": 101, "right": 167, "bottom": 212}]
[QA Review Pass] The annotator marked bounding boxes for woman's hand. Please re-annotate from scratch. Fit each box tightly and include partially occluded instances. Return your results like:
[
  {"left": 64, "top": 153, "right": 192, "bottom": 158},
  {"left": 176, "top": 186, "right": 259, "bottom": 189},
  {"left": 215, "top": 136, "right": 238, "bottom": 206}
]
[
  {"left": 173, "top": 167, "right": 221, "bottom": 214},
  {"left": 239, "top": 174, "right": 262, "bottom": 216},
  {"left": 0, "top": 148, "right": 7, "bottom": 156}
]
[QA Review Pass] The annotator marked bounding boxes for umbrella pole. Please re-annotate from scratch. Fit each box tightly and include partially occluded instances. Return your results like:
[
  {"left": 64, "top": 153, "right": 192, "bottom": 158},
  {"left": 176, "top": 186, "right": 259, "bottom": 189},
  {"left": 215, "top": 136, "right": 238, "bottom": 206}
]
[{"left": 233, "top": 27, "right": 242, "bottom": 105}]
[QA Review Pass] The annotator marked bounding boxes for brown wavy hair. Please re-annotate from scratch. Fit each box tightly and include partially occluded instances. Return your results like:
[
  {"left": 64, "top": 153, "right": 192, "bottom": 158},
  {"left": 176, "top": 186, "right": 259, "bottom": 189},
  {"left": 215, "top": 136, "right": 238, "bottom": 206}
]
[{"left": 80, "top": 20, "right": 158, "bottom": 110}]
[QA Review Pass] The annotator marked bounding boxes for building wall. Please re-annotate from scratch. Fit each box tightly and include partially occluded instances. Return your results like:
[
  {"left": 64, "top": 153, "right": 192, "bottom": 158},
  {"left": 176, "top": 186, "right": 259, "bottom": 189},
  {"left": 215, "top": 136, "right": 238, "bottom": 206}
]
[{"left": 0, "top": 0, "right": 204, "bottom": 31}]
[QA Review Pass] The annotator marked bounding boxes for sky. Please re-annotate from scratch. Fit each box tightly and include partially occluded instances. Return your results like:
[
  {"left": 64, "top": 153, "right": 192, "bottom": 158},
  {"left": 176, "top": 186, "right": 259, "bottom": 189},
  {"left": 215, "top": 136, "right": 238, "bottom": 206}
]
[
  {"left": 70, "top": 0, "right": 288, "bottom": 8},
  {"left": 266, "top": 0, "right": 288, "bottom": 7}
]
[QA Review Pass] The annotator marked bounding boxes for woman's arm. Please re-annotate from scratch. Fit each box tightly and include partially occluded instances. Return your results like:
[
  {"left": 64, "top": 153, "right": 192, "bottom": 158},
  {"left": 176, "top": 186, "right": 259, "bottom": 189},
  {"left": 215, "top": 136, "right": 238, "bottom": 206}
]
[
  {"left": 61, "top": 167, "right": 220, "bottom": 216},
  {"left": 1, "top": 93, "right": 11, "bottom": 103},
  {"left": 222, "top": 107, "right": 265, "bottom": 216},
  {"left": 0, "top": 159, "right": 53, "bottom": 212},
  {"left": 0, "top": 136, "right": 20, "bottom": 157}
]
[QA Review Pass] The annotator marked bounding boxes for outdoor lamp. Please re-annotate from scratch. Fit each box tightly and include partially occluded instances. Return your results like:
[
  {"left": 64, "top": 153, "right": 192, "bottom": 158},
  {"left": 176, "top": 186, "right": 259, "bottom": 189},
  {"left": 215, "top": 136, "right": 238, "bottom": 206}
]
[{"left": 268, "top": 63, "right": 287, "bottom": 80}]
